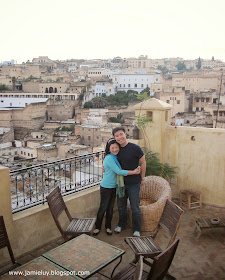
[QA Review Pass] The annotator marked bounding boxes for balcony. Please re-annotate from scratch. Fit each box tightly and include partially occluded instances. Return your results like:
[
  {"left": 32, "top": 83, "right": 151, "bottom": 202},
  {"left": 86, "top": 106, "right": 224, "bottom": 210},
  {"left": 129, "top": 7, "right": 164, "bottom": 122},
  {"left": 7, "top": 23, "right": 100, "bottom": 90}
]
[
  {"left": 1, "top": 203, "right": 225, "bottom": 279},
  {"left": 1, "top": 98, "right": 225, "bottom": 278}
]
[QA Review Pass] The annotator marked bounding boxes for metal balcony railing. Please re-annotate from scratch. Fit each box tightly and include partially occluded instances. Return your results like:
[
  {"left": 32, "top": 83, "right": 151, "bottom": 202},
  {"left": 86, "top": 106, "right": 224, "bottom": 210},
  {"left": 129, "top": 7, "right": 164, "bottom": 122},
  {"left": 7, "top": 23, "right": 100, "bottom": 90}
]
[{"left": 10, "top": 151, "right": 104, "bottom": 213}]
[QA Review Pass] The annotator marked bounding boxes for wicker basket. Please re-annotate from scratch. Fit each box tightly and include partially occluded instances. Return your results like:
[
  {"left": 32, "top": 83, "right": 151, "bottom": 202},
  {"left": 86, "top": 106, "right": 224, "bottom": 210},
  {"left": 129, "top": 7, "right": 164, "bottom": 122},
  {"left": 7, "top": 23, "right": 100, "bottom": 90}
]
[{"left": 128, "top": 176, "right": 171, "bottom": 233}]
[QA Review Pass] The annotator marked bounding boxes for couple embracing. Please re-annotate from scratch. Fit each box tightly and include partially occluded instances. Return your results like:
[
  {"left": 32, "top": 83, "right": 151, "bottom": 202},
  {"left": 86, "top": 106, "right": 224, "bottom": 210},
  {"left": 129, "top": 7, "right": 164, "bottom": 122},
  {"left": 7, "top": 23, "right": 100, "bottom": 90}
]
[{"left": 93, "top": 127, "right": 146, "bottom": 237}]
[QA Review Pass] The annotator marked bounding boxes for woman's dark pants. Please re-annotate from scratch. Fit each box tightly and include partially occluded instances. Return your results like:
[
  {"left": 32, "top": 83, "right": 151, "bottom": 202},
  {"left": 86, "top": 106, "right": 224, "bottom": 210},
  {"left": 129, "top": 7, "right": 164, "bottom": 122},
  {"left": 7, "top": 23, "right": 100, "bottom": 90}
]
[{"left": 95, "top": 186, "right": 116, "bottom": 230}]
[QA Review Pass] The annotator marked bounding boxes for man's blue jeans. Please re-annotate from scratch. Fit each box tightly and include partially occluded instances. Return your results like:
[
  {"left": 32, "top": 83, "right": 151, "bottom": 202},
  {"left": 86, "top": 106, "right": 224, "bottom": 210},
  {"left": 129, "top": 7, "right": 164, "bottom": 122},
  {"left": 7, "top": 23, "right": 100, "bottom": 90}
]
[{"left": 117, "top": 183, "right": 141, "bottom": 232}]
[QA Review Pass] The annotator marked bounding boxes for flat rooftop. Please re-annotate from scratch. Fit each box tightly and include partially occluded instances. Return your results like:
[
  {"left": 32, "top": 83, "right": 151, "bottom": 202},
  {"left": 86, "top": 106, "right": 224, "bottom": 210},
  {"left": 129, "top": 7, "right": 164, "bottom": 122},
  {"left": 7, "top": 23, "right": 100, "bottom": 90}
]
[{"left": 1, "top": 201, "right": 224, "bottom": 279}]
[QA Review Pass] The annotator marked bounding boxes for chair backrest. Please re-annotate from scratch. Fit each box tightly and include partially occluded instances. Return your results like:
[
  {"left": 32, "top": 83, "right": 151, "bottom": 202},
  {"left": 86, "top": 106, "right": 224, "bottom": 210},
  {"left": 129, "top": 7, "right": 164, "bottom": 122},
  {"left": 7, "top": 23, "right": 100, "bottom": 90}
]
[
  {"left": 46, "top": 187, "right": 72, "bottom": 235},
  {"left": 159, "top": 199, "right": 184, "bottom": 246},
  {"left": 133, "top": 255, "right": 143, "bottom": 280},
  {"left": 0, "top": 216, "right": 16, "bottom": 264},
  {"left": 147, "top": 238, "right": 180, "bottom": 280}
]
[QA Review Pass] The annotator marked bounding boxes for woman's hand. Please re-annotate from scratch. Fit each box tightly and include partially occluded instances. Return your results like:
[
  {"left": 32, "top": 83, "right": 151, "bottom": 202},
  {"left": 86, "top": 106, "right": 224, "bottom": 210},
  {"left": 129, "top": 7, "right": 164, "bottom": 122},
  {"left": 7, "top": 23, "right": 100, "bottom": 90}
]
[{"left": 133, "top": 166, "right": 141, "bottom": 174}]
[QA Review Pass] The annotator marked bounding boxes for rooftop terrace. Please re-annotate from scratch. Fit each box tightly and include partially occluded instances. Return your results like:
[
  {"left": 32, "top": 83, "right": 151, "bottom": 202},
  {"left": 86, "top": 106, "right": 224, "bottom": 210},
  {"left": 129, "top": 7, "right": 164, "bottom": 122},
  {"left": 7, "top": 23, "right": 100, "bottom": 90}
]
[{"left": 2, "top": 202, "right": 224, "bottom": 280}]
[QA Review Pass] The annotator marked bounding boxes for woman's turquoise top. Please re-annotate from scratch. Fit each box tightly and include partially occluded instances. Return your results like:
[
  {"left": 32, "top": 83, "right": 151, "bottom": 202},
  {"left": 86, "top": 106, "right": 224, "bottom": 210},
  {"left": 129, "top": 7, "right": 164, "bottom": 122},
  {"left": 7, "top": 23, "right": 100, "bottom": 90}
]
[{"left": 101, "top": 154, "right": 128, "bottom": 188}]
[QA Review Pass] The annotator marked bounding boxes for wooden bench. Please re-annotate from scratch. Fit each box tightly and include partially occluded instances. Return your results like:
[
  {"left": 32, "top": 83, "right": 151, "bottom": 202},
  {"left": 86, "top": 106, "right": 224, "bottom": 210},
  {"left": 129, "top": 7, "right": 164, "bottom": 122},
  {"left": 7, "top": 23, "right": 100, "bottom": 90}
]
[{"left": 193, "top": 217, "right": 225, "bottom": 239}]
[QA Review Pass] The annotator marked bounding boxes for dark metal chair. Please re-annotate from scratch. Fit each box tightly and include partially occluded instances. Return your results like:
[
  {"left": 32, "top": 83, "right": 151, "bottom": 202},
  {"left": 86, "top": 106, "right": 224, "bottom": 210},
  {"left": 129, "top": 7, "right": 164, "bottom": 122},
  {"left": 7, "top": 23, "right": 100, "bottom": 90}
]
[
  {"left": 125, "top": 200, "right": 183, "bottom": 264},
  {"left": 46, "top": 187, "right": 96, "bottom": 242},
  {"left": 112, "top": 239, "right": 180, "bottom": 280},
  {"left": 0, "top": 216, "right": 20, "bottom": 276}
]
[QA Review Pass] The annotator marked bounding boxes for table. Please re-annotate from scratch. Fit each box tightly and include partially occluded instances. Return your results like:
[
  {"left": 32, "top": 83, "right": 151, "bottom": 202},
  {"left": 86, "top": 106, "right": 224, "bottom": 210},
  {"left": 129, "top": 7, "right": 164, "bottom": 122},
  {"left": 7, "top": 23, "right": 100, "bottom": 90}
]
[
  {"left": 42, "top": 234, "right": 125, "bottom": 279},
  {"left": 0, "top": 256, "right": 80, "bottom": 279},
  {"left": 194, "top": 217, "right": 225, "bottom": 239}
]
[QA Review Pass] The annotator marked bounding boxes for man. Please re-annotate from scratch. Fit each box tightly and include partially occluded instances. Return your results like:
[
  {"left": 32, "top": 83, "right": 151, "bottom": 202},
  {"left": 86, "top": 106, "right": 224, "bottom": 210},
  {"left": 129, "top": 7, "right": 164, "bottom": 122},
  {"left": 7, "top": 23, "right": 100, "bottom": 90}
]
[{"left": 112, "top": 126, "right": 146, "bottom": 237}]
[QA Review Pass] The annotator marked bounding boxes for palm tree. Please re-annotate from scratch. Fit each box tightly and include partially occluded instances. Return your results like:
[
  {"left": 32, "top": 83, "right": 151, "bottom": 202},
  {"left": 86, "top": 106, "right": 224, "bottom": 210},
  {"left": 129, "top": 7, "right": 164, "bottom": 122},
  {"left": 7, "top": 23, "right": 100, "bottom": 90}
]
[{"left": 92, "top": 97, "right": 108, "bottom": 108}]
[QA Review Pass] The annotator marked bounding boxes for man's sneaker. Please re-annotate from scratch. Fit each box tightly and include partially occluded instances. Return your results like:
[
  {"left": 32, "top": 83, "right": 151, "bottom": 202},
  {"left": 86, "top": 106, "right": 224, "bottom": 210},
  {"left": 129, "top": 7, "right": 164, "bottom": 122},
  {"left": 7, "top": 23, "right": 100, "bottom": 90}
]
[
  {"left": 114, "top": 226, "right": 122, "bottom": 233},
  {"left": 133, "top": 231, "right": 140, "bottom": 237}
]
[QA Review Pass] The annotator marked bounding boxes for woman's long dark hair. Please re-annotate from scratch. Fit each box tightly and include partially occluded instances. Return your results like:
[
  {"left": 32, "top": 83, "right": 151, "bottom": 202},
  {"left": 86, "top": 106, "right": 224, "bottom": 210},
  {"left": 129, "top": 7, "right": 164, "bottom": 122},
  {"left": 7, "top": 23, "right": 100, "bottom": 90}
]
[{"left": 104, "top": 138, "right": 120, "bottom": 157}]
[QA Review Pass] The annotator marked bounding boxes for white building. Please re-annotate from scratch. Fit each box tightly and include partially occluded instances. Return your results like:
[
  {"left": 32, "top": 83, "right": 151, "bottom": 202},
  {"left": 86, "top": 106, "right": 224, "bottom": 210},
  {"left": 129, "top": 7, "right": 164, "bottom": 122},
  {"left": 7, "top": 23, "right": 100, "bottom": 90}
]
[
  {"left": 102, "top": 69, "right": 121, "bottom": 80},
  {"left": 84, "top": 81, "right": 113, "bottom": 102},
  {"left": 0, "top": 97, "right": 48, "bottom": 108},
  {"left": 113, "top": 70, "right": 162, "bottom": 93}
]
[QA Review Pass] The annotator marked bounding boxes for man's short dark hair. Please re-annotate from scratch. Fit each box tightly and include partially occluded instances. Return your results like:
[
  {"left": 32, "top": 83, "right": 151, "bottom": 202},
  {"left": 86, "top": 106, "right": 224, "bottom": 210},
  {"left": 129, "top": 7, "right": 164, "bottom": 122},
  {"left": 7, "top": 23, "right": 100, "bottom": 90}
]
[{"left": 112, "top": 127, "right": 125, "bottom": 136}]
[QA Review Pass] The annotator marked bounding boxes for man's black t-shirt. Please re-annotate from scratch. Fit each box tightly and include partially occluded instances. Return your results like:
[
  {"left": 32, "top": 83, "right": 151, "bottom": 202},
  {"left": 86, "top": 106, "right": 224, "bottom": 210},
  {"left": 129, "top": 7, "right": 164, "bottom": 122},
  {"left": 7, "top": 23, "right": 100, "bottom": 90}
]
[{"left": 117, "top": 142, "right": 144, "bottom": 185}]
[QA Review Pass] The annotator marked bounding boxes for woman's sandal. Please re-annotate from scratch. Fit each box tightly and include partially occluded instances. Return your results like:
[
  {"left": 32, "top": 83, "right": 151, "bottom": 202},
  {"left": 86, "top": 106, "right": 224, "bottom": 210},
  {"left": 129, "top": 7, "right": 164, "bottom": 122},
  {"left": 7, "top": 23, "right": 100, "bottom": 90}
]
[
  {"left": 93, "top": 229, "right": 100, "bottom": 236},
  {"left": 105, "top": 228, "right": 113, "bottom": 236}
]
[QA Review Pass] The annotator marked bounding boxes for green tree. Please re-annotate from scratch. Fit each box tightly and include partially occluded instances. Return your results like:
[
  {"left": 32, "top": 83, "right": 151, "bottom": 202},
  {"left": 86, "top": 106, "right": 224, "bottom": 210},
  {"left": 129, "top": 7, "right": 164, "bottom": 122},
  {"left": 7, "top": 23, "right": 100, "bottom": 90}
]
[
  {"left": 157, "top": 65, "right": 169, "bottom": 74},
  {"left": 84, "top": 101, "right": 93, "bottom": 108},
  {"left": 176, "top": 62, "right": 186, "bottom": 71},
  {"left": 24, "top": 75, "right": 38, "bottom": 82},
  {"left": 92, "top": 97, "right": 109, "bottom": 108},
  {"left": 0, "top": 84, "right": 9, "bottom": 91},
  {"left": 140, "top": 86, "right": 150, "bottom": 96},
  {"left": 135, "top": 92, "right": 152, "bottom": 148},
  {"left": 143, "top": 148, "right": 177, "bottom": 180},
  {"left": 78, "top": 93, "right": 84, "bottom": 106},
  {"left": 109, "top": 113, "right": 124, "bottom": 124},
  {"left": 196, "top": 57, "right": 201, "bottom": 69}
]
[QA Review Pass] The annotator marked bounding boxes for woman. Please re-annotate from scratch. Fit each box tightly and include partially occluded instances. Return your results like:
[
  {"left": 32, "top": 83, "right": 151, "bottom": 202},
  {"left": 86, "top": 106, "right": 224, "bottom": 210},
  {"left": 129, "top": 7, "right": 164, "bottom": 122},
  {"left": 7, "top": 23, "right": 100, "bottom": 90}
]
[{"left": 93, "top": 138, "right": 140, "bottom": 236}]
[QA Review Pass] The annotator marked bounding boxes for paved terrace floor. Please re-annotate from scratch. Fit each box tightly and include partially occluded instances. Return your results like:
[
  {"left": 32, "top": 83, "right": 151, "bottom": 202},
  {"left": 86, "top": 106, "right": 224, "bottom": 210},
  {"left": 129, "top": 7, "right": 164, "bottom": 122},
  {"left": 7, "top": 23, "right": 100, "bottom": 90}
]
[{"left": 1, "top": 201, "right": 225, "bottom": 279}]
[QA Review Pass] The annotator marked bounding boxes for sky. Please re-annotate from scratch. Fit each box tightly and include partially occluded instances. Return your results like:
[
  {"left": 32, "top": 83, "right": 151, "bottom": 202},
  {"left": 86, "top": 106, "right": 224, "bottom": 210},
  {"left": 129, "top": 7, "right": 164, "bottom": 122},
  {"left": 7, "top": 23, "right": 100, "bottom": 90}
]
[{"left": 0, "top": 0, "right": 225, "bottom": 63}]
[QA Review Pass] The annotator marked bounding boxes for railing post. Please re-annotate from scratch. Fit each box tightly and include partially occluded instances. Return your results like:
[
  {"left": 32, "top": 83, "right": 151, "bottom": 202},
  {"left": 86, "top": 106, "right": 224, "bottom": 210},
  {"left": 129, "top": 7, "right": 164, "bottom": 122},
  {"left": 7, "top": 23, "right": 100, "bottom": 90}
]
[
  {"left": 0, "top": 165, "right": 13, "bottom": 220},
  {"left": 0, "top": 165, "right": 14, "bottom": 265}
]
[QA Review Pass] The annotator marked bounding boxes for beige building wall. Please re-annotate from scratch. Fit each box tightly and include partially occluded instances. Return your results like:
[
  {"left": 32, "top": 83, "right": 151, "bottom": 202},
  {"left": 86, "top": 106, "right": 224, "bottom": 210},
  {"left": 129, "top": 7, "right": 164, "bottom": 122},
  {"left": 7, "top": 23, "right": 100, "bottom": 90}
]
[
  {"left": 134, "top": 98, "right": 225, "bottom": 207},
  {"left": 0, "top": 76, "right": 13, "bottom": 88},
  {"left": 80, "top": 125, "right": 102, "bottom": 147},
  {"left": 39, "top": 82, "right": 70, "bottom": 93},
  {"left": 22, "top": 81, "right": 40, "bottom": 93},
  {"left": 0, "top": 65, "right": 23, "bottom": 78},
  {"left": 37, "top": 146, "right": 58, "bottom": 161},
  {"left": 87, "top": 69, "right": 103, "bottom": 78},
  {"left": 127, "top": 56, "right": 151, "bottom": 69},
  {"left": 172, "top": 74, "right": 220, "bottom": 92},
  {"left": 159, "top": 89, "right": 186, "bottom": 117}
]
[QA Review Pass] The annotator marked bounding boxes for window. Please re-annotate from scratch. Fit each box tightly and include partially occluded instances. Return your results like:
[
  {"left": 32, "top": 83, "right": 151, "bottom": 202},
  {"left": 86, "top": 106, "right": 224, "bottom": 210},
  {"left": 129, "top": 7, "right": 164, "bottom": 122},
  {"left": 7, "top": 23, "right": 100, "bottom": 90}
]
[
  {"left": 88, "top": 136, "right": 91, "bottom": 140},
  {"left": 134, "top": 84, "right": 137, "bottom": 88},
  {"left": 28, "top": 153, "right": 30, "bottom": 156},
  {"left": 201, "top": 107, "right": 204, "bottom": 111},
  {"left": 141, "top": 84, "right": 144, "bottom": 88},
  {"left": 201, "top": 98, "right": 204, "bottom": 102},
  {"left": 206, "top": 98, "right": 210, "bottom": 102},
  {"left": 196, "top": 98, "right": 199, "bottom": 102},
  {"left": 146, "top": 111, "right": 153, "bottom": 121},
  {"left": 128, "top": 84, "right": 130, "bottom": 87},
  {"left": 165, "top": 111, "right": 168, "bottom": 121},
  {"left": 177, "top": 100, "right": 180, "bottom": 104},
  {"left": 31, "top": 154, "right": 33, "bottom": 157},
  {"left": 166, "top": 100, "right": 170, "bottom": 103},
  {"left": 196, "top": 107, "right": 199, "bottom": 112}
]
